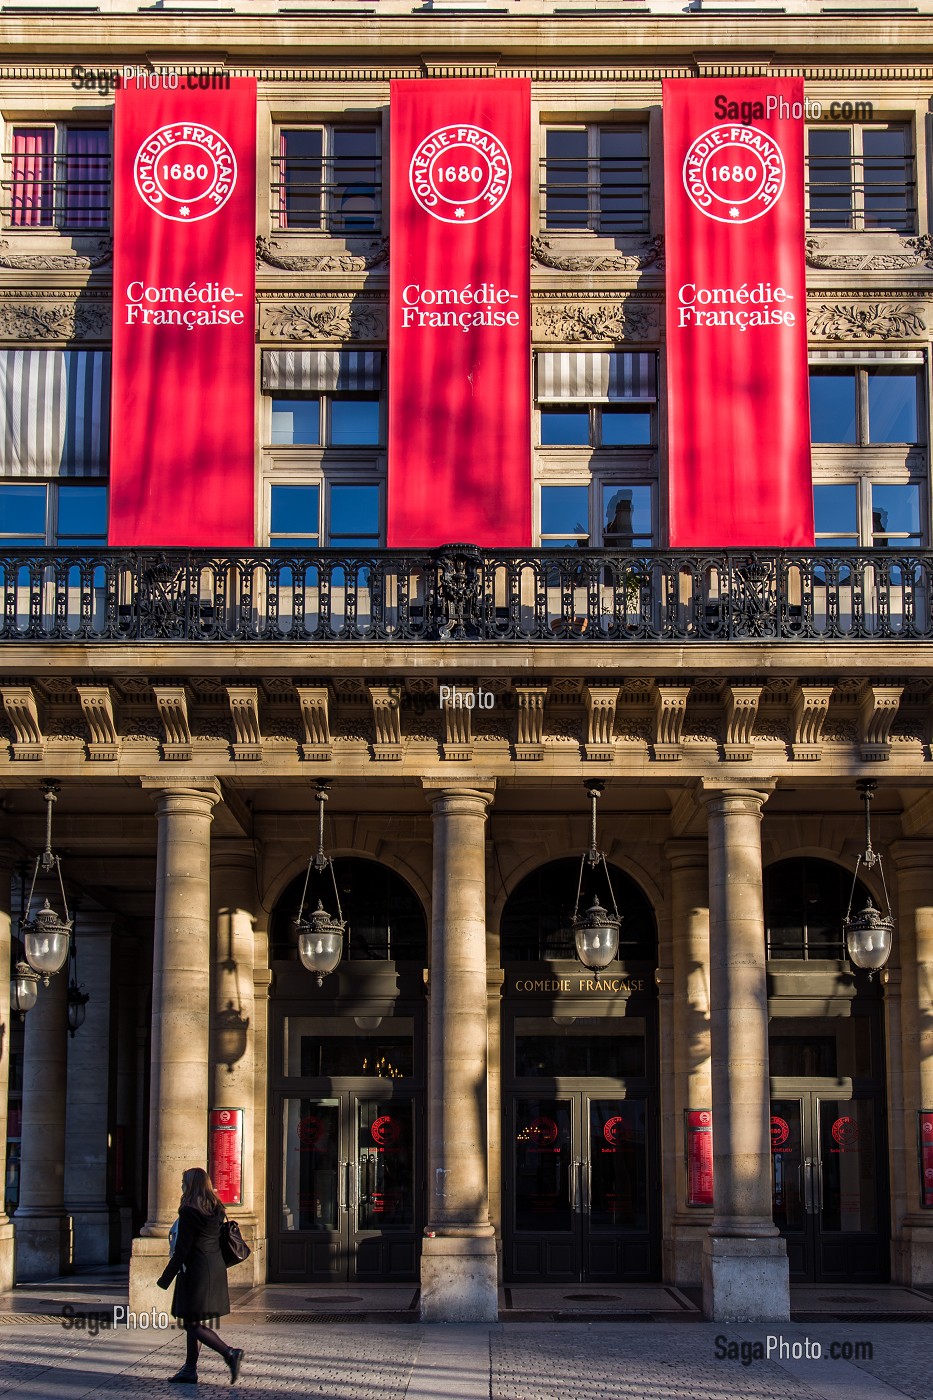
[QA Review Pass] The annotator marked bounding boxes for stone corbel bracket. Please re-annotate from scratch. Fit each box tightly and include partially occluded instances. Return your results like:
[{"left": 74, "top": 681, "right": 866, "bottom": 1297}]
[
  {"left": 295, "top": 685, "right": 332, "bottom": 761},
  {"left": 652, "top": 685, "right": 691, "bottom": 761},
  {"left": 514, "top": 685, "right": 549, "bottom": 761},
  {"left": 0, "top": 685, "right": 43, "bottom": 760},
  {"left": 584, "top": 685, "right": 620, "bottom": 761},
  {"left": 227, "top": 687, "right": 263, "bottom": 761},
  {"left": 442, "top": 695, "right": 473, "bottom": 762},
  {"left": 791, "top": 685, "right": 833, "bottom": 761},
  {"left": 77, "top": 685, "right": 120, "bottom": 761},
  {"left": 858, "top": 684, "right": 903, "bottom": 761},
  {"left": 153, "top": 686, "right": 193, "bottom": 761},
  {"left": 369, "top": 686, "right": 402, "bottom": 761},
  {"left": 724, "top": 686, "right": 762, "bottom": 761}
]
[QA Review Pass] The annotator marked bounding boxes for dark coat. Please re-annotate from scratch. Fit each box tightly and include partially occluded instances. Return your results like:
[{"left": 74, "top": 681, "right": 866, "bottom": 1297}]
[{"left": 157, "top": 1204, "right": 230, "bottom": 1322}]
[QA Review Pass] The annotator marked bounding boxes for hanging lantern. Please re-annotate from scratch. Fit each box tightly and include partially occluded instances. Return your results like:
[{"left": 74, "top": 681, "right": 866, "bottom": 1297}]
[
  {"left": 11, "top": 960, "right": 40, "bottom": 1019},
  {"left": 293, "top": 784, "right": 347, "bottom": 987},
  {"left": 843, "top": 779, "right": 894, "bottom": 979},
  {"left": 21, "top": 784, "right": 72, "bottom": 984},
  {"left": 570, "top": 783, "right": 622, "bottom": 971}
]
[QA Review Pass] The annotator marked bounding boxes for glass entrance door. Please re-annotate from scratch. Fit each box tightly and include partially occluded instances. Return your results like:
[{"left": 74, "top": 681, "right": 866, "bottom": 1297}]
[
  {"left": 507, "top": 1093, "right": 655, "bottom": 1282},
  {"left": 771, "top": 1092, "right": 885, "bottom": 1283},
  {"left": 275, "top": 1091, "right": 421, "bottom": 1282}
]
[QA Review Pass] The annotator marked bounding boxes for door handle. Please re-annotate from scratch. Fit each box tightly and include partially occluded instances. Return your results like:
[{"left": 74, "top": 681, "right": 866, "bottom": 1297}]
[
  {"left": 338, "top": 1159, "right": 348, "bottom": 1213},
  {"left": 584, "top": 1160, "right": 591, "bottom": 1215},
  {"left": 814, "top": 1160, "right": 823, "bottom": 1215},
  {"left": 570, "top": 1159, "right": 581, "bottom": 1213},
  {"left": 803, "top": 1158, "right": 814, "bottom": 1214}
]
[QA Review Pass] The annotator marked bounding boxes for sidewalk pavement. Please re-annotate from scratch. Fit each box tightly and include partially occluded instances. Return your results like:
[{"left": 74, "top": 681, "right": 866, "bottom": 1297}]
[{"left": 1, "top": 1319, "right": 932, "bottom": 1399}]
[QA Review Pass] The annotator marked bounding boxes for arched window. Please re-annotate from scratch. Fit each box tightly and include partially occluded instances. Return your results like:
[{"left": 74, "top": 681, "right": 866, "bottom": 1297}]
[
  {"left": 500, "top": 856, "right": 657, "bottom": 963},
  {"left": 270, "top": 857, "right": 427, "bottom": 963},
  {"left": 764, "top": 856, "right": 870, "bottom": 961}
]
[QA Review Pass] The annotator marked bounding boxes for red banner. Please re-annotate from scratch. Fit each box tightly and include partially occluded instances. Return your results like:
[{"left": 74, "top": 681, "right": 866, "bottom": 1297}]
[
  {"left": 209, "top": 1107, "right": 244, "bottom": 1206},
  {"left": 387, "top": 79, "right": 531, "bottom": 547},
  {"left": 920, "top": 1111, "right": 933, "bottom": 1208},
  {"left": 109, "top": 78, "right": 256, "bottom": 546},
  {"left": 663, "top": 78, "right": 813, "bottom": 548},
  {"left": 686, "top": 1109, "right": 713, "bottom": 1207}
]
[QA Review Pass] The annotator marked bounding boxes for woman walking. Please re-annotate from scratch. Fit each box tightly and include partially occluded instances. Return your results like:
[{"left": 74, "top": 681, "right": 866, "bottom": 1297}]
[{"left": 157, "top": 1167, "right": 245, "bottom": 1385}]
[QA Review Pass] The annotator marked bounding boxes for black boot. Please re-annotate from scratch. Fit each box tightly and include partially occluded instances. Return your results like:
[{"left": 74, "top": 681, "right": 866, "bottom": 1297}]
[
  {"left": 169, "top": 1363, "right": 199, "bottom": 1384},
  {"left": 226, "top": 1348, "right": 245, "bottom": 1384}
]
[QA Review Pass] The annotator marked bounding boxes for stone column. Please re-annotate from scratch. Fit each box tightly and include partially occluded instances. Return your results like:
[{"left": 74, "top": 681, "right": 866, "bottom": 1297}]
[
  {"left": 129, "top": 781, "right": 220, "bottom": 1314},
  {"left": 665, "top": 840, "right": 713, "bottom": 1286},
  {"left": 0, "top": 845, "right": 15, "bottom": 1291},
  {"left": 15, "top": 958, "right": 70, "bottom": 1280},
  {"left": 211, "top": 842, "right": 263, "bottom": 1286},
  {"left": 699, "top": 784, "right": 789, "bottom": 1322},
  {"left": 112, "top": 932, "right": 142, "bottom": 1259},
  {"left": 890, "top": 841, "right": 933, "bottom": 1285},
  {"left": 421, "top": 782, "right": 497, "bottom": 1321},
  {"left": 64, "top": 914, "right": 117, "bottom": 1269}
]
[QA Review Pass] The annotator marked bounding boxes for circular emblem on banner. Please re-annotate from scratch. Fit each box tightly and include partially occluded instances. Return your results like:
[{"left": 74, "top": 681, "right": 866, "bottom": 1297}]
[
  {"left": 832, "top": 1116, "right": 860, "bottom": 1149},
  {"left": 218, "top": 1110, "right": 231, "bottom": 1124},
  {"left": 371, "top": 1115, "right": 401, "bottom": 1147},
  {"left": 297, "top": 1115, "right": 325, "bottom": 1148},
  {"left": 771, "top": 1116, "right": 790, "bottom": 1149},
  {"left": 526, "top": 1116, "right": 559, "bottom": 1146},
  {"left": 134, "top": 123, "right": 238, "bottom": 222},
  {"left": 408, "top": 124, "right": 512, "bottom": 224},
  {"left": 682, "top": 124, "right": 785, "bottom": 224},
  {"left": 603, "top": 1116, "right": 630, "bottom": 1147},
  {"left": 923, "top": 1120, "right": 933, "bottom": 1135}
]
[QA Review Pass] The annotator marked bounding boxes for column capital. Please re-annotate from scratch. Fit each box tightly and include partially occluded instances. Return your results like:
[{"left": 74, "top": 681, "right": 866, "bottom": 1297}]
[
  {"left": 697, "top": 780, "right": 776, "bottom": 816},
  {"left": 889, "top": 838, "right": 933, "bottom": 871},
  {"left": 140, "top": 777, "right": 221, "bottom": 812},
  {"left": 422, "top": 780, "right": 496, "bottom": 813}
]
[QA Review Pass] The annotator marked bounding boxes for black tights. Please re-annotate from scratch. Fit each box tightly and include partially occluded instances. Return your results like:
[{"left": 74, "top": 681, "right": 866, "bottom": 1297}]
[{"left": 185, "top": 1323, "right": 231, "bottom": 1369}]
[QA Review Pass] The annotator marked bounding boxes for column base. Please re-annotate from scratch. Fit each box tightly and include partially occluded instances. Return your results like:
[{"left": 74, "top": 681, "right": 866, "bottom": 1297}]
[
  {"left": 69, "top": 1207, "right": 118, "bottom": 1271},
  {"left": 895, "top": 1220, "right": 933, "bottom": 1288},
  {"left": 13, "top": 1212, "right": 71, "bottom": 1282},
  {"left": 665, "top": 1216, "right": 712, "bottom": 1288},
  {"left": 0, "top": 1220, "right": 14, "bottom": 1293},
  {"left": 420, "top": 1235, "right": 498, "bottom": 1322},
  {"left": 702, "top": 1235, "right": 789, "bottom": 1322},
  {"left": 129, "top": 1235, "right": 172, "bottom": 1315}
]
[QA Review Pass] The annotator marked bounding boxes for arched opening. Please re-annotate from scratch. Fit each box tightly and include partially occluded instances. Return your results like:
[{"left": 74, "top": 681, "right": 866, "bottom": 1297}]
[
  {"left": 764, "top": 855, "right": 870, "bottom": 962},
  {"left": 500, "top": 856, "right": 657, "bottom": 964},
  {"left": 270, "top": 856, "right": 427, "bottom": 963}
]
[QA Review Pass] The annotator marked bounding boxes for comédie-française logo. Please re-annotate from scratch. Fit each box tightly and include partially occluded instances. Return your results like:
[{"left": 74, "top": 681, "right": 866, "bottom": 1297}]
[
  {"left": 409, "top": 124, "right": 512, "bottom": 224},
  {"left": 682, "top": 123, "right": 785, "bottom": 224},
  {"left": 134, "top": 122, "right": 237, "bottom": 222}
]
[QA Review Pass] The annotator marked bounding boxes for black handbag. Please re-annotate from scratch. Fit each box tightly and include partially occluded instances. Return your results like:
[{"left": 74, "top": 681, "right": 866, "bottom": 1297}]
[{"left": 219, "top": 1217, "right": 251, "bottom": 1268}]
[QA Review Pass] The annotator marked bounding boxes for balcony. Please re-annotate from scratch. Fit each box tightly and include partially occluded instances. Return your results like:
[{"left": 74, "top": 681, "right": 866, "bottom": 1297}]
[{"left": 0, "top": 545, "right": 930, "bottom": 643}]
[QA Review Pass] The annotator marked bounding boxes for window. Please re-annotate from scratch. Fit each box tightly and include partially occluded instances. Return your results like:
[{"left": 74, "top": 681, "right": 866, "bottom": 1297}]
[
  {"left": 269, "top": 482, "right": 381, "bottom": 548},
  {"left": 809, "top": 367, "right": 921, "bottom": 444},
  {"left": 5, "top": 125, "right": 109, "bottom": 230},
  {"left": 541, "top": 485, "right": 590, "bottom": 547},
  {"left": 807, "top": 124, "right": 914, "bottom": 232},
  {"left": 539, "top": 483, "right": 654, "bottom": 549},
  {"left": 540, "top": 405, "right": 653, "bottom": 448},
  {"left": 602, "top": 484, "right": 653, "bottom": 548},
  {"left": 0, "top": 483, "right": 107, "bottom": 545},
  {"left": 814, "top": 481, "right": 923, "bottom": 548},
  {"left": 270, "top": 394, "right": 381, "bottom": 447},
  {"left": 542, "top": 126, "right": 649, "bottom": 234},
  {"left": 274, "top": 126, "right": 381, "bottom": 233}
]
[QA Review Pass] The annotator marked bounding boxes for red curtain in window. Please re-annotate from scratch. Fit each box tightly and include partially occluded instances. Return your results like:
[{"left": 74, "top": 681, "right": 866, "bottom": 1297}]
[
  {"left": 64, "top": 128, "right": 110, "bottom": 229},
  {"left": 10, "top": 128, "right": 53, "bottom": 227}
]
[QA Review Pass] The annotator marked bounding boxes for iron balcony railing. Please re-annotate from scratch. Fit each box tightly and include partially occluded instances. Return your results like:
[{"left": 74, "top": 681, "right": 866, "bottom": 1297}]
[{"left": 0, "top": 545, "right": 931, "bottom": 643}]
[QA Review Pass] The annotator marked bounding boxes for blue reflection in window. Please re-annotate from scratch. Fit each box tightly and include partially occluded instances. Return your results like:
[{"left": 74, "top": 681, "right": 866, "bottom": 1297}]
[
  {"left": 809, "top": 372, "right": 857, "bottom": 443},
  {"left": 0, "top": 483, "right": 47, "bottom": 540},
  {"left": 271, "top": 397, "right": 320, "bottom": 446},
  {"left": 871, "top": 483, "right": 922, "bottom": 545},
  {"left": 330, "top": 398, "right": 381, "bottom": 446},
  {"left": 601, "top": 409, "right": 652, "bottom": 446},
  {"left": 603, "top": 484, "right": 653, "bottom": 546},
  {"left": 541, "top": 485, "right": 589, "bottom": 543},
  {"left": 329, "top": 484, "right": 380, "bottom": 544},
  {"left": 57, "top": 485, "right": 107, "bottom": 544},
  {"left": 867, "top": 371, "right": 919, "bottom": 443},
  {"left": 814, "top": 483, "right": 858, "bottom": 543},
  {"left": 271, "top": 484, "right": 320, "bottom": 544},
  {"left": 541, "top": 410, "right": 590, "bottom": 446}
]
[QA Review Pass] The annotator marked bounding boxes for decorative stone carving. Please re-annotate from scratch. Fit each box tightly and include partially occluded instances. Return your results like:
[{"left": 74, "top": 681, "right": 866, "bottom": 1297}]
[
  {"left": 295, "top": 685, "right": 332, "bottom": 761},
  {"left": 724, "top": 686, "right": 763, "bottom": 761},
  {"left": 0, "top": 298, "right": 112, "bottom": 341},
  {"left": 442, "top": 700, "right": 472, "bottom": 762},
  {"left": 531, "top": 234, "right": 663, "bottom": 272},
  {"left": 256, "top": 235, "right": 388, "bottom": 272},
  {"left": 584, "top": 685, "right": 619, "bottom": 761},
  {"left": 808, "top": 301, "right": 926, "bottom": 340},
  {"left": 858, "top": 684, "right": 903, "bottom": 761},
  {"left": 77, "top": 686, "right": 120, "bottom": 761},
  {"left": 791, "top": 685, "right": 833, "bottom": 761},
  {"left": 533, "top": 300, "right": 659, "bottom": 343},
  {"left": 261, "top": 300, "right": 385, "bottom": 342},
  {"left": 652, "top": 685, "right": 691, "bottom": 761},
  {"left": 0, "top": 237, "right": 112, "bottom": 269},
  {"left": 227, "top": 687, "right": 263, "bottom": 761},
  {"left": 153, "top": 687, "right": 193, "bottom": 761},
  {"left": 0, "top": 686, "right": 43, "bottom": 760},
  {"left": 514, "top": 685, "right": 549, "bottom": 761},
  {"left": 368, "top": 686, "right": 402, "bottom": 761},
  {"left": 805, "top": 235, "right": 933, "bottom": 271}
]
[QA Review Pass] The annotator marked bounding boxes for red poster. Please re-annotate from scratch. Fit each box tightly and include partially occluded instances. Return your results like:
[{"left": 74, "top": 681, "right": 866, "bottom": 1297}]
[
  {"left": 387, "top": 79, "right": 531, "bottom": 547},
  {"left": 920, "top": 1111, "right": 933, "bottom": 1208},
  {"left": 663, "top": 79, "right": 813, "bottom": 548},
  {"left": 109, "top": 78, "right": 256, "bottom": 546},
  {"left": 209, "top": 1107, "right": 244, "bottom": 1206},
  {"left": 687, "top": 1109, "right": 713, "bottom": 1207}
]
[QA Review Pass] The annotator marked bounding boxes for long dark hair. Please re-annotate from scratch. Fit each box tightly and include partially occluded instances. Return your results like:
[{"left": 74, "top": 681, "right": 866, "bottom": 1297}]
[{"left": 179, "top": 1166, "right": 223, "bottom": 1215}]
